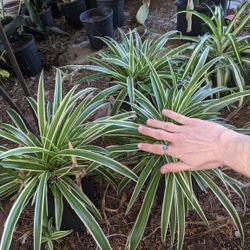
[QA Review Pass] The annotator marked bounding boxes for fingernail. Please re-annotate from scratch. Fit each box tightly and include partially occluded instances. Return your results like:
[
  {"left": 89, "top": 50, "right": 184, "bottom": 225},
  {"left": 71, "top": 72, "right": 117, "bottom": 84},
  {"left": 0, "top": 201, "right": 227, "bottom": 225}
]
[{"left": 138, "top": 143, "right": 142, "bottom": 149}]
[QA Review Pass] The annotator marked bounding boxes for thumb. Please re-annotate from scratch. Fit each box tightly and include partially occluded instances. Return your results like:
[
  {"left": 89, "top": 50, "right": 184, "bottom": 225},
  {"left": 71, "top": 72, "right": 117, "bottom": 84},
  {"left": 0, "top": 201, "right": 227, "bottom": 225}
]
[{"left": 160, "top": 162, "right": 191, "bottom": 174}]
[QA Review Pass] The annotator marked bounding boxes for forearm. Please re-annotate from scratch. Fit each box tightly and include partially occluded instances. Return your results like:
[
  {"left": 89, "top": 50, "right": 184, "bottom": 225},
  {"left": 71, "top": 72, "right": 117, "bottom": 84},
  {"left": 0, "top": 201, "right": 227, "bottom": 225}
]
[{"left": 220, "top": 130, "right": 250, "bottom": 177}]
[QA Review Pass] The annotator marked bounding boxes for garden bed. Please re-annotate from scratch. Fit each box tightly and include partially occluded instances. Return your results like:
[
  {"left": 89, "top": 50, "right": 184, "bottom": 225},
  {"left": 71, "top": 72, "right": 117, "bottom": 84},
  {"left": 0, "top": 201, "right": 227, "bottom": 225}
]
[{"left": 0, "top": 0, "right": 250, "bottom": 249}]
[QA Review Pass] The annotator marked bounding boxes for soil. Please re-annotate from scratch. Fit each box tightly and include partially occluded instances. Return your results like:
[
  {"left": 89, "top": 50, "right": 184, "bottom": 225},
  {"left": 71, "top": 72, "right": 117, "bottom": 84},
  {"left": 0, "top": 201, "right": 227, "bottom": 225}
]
[
  {"left": 0, "top": 0, "right": 250, "bottom": 249},
  {"left": 10, "top": 35, "right": 32, "bottom": 50},
  {"left": 86, "top": 14, "right": 107, "bottom": 22}
]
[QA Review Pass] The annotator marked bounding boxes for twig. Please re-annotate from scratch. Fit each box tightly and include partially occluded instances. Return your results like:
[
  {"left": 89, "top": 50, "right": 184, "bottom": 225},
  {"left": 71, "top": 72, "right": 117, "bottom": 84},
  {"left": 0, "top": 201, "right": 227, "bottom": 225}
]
[{"left": 142, "top": 226, "right": 160, "bottom": 241}]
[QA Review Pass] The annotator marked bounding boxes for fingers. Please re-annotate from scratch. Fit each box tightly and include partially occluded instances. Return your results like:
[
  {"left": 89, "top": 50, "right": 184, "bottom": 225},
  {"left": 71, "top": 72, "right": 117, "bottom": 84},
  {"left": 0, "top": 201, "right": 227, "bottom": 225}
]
[
  {"left": 138, "top": 126, "right": 175, "bottom": 142},
  {"left": 160, "top": 162, "right": 191, "bottom": 174},
  {"left": 160, "top": 161, "right": 222, "bottom": 174},
  {"left": 146, "top": 119, "right": 181, "bottom": 132},
  {"left": 138, "top": 143, "right": 176, "bottom": 156},
  {"left": 162, "top": 109, "right": 192, "bottom": 125}
]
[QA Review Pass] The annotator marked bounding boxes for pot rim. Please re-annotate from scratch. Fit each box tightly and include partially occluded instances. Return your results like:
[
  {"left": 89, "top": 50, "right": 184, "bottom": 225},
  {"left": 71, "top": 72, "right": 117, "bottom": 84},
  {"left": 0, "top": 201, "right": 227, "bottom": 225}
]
[
  {"left": 59, "top": 0, "right": 83, "bottom": 7},
  {"left": 3, "top": 0, "right": 20, "bottom": 8},
  {"left": 96, "top": 0, "right": 124, "bottom": 2},
  {"left": 24, "top": 5, "right": 51, "bottom": 17},
  {"left": 12, "top": 33, "right": 34, "bottom": 53},
  {"left": 80, "top": 6, "right": 113, "bottom": 23}
]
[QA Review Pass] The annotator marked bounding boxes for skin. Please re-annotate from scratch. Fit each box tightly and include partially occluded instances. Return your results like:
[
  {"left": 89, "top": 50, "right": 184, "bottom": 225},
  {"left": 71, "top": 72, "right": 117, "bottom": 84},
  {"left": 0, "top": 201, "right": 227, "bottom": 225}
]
[{"left": 138, "top": 109, "right": 250, "bottom": 178}]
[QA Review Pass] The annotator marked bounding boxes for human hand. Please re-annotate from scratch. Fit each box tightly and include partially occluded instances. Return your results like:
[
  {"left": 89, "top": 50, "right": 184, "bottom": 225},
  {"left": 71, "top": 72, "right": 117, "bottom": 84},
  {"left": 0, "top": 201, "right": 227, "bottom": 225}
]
[{"left": 138, "top": 109, "right": 239, "bottom": 174}]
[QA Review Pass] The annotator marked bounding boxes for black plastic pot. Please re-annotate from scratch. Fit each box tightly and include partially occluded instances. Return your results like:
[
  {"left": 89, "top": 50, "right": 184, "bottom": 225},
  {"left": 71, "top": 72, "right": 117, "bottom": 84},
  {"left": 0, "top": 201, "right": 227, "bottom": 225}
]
[
  {"left": 80, "top": 7, "right": 115, "bottom": 50},
  {"left": 50, "top": 1, "right": 62, "bottom": 19},
  {"left": 60, "top": 0, "right": 86, "bottom": 28},
  {"left": 12, "top": 34, "right": 42, "bottom": 77},
  {"left": 25, "top": 6, "right": 54, "bottom": 27},
  {"left": 176, "top": 0, "right": 215, "bottom": 36},
  {"left": 96, "top": 0, "right": 124, "bottom": 28},
  {"left": 156, "top": 175, "right": 202, "bottom": 204},
  {"left": 48, "top": 177, "right": 98, "bottom": 231},
  {"left": 85, "top": 0, "right": 97, "bottom": 9}
]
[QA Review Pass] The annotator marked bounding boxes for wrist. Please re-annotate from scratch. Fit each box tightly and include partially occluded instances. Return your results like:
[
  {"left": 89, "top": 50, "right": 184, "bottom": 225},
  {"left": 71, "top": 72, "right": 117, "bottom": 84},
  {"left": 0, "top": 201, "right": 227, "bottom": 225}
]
[{"left": 219, "top": 129, "right": 250, "bottom": 176}]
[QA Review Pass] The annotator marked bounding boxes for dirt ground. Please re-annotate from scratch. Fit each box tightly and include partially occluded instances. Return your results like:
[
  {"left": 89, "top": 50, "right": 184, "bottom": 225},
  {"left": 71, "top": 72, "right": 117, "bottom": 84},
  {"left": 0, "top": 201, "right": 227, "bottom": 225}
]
[{"left": 0, "top": 0, "right": 250, "bottom": 249}]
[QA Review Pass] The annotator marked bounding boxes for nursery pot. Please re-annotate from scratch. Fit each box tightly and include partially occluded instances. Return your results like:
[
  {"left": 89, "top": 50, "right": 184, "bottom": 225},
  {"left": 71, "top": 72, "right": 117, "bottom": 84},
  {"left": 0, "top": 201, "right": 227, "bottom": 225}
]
[
  {"left": 25, "top": 6, "right": 54, "bottom": 27},
  {"left": 85, "top": 0, "right": 97, "bottom": 9},
  {"left": 50, "top": 1, "right": 62, "bottom": 18},
  {"left": 80, "top": 7, "right": 115, "bottom": 50},
  {"left": 48, "top": 177, "right": 98, "bottom": 231},
  {"left": 60, "top": 0, "right": 86, "bottom": 28},
  {"left": 176, "top": 0, "right": 215, "bottom": 36},
  {"left": 2, "top": 0, "right": 21, "bottom": 17},
  {"left": 96, "top": 0, "right": 124, "bottom": 28},
  {"left": 12, "top": 33, "right": 42, "bottom": 77}
]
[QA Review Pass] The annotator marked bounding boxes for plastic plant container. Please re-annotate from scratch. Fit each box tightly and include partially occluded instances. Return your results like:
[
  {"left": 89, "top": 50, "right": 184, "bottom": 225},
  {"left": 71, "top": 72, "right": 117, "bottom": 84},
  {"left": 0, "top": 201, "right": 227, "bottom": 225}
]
[
  {"left": 60, "top": 0, "right": 86, "bottom": 28},
  {"left": 12, "top": 33, "right": 42, "bottom": 77},
  {"left": 25, "top": 6, "right": 54, "bottom": 27},
  {"left": 80, "top": 7, "right": 115, "bottom": 50},
  {"left": 85, "top": 0, "right": 97, "bottom": 9},
  {"left": 96, "top": 0, "right": 124, "bottom": 28},
  {"left": 176, "top": 0, "right": 215, "bottom": 36}
]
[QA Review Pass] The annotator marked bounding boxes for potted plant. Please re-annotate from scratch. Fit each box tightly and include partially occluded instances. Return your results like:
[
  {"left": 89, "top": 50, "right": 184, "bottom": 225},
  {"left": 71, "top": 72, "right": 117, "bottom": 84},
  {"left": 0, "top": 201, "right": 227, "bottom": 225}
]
[
  {"left": 1, "top": 15, "right": 42, "bottom": 76},
  {"left": 2, "top": 0, "right": 23, "bottom": 17},
  {"left": 178, "top": 3, "right": 250, "bottom": 90},
  {"left": 0, "top": 69, "right": 137, "bottom": 250},
  {"left": 59, "top": 0, "right": 86, "bottom": 28},
  {"left": 74, "top": 30, "right": 250, "bottom": 249},
  {"left": 24, "top": 0, "right": 54, "bottom": 28},
  {"left": 105, "top": 55, "right": 250, "bottom": 249},
  {"left": 176, "top": 0, "right": 216, "bottom": 36},
  {"left": 79, "top": 6, "right": 115, "bottom": 49},
  {"left": 75, "top": 29, "right": 190, "bottom": 92},
  {"left": 96, "top": 0, "right": 124, "bottom": 28}
]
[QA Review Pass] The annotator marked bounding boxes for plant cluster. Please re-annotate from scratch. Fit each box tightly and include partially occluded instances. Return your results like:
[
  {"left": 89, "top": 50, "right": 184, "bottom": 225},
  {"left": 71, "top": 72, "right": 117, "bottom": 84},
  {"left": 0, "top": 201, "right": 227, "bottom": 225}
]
[
  {"left": 0, "top": 70, "right": 137, "bottom": 250},
  {"left": 183, "top": 3, "right": 250, "bottom": 90},
  {"left": 0, "top": 3, "right": 250, "bottom": 250}
]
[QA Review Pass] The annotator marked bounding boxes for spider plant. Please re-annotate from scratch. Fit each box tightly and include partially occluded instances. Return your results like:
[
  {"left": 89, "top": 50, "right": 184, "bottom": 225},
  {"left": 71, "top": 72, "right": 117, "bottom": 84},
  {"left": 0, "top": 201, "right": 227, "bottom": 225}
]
[
  {"left": 181, "top": 2, "right": 250, "bottom": 90},
  {"left": 71, "top": 29, "right": 190, "bottom": 85},
  {"left": 0, "top": 69, "right": 137, "bottom": 250},
  {"left": 24, "top": 0, "right": 50, "bottom": 29},
  {"left": 42, "top": 218, "right": 73, "bottom": 250},
  {"left": 106, "top": 53, "right": 250, "bottom": 249},
  {"left": 68, "top": 29, "right": 190, "bottom": 114}
]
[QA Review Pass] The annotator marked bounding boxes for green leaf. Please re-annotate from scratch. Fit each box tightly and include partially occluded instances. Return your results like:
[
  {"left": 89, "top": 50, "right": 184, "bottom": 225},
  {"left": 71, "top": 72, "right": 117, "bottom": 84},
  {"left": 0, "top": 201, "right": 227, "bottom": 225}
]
[
  {"left": 127, "top": 170, "right": 161, "bottom": 250},
  {"left": 54, "top": 149, "right": 138, "bottom": 182},
  {"left": 195, "top": 171, "right": 244, "bottom": 244},
  {"left": 0, "top": 178, "right": 37, "bottom": 250},
  {"left": 56, "top": 180, "right": 112, "bottom": 250},
  {"left": 51, "top": 184, "right": 63, "bottom": 231},
  {"left": 161, "top": 173, "right": 175, "bottom": 242},
  {"left": 37, "top": 72, "right": 47, "bottom": 137},
  {"left": 34, "top": 172, "right": 50, "bottom": 250},
  {"left": 136, "top": 1, "right": 150, "bottom": 25}
]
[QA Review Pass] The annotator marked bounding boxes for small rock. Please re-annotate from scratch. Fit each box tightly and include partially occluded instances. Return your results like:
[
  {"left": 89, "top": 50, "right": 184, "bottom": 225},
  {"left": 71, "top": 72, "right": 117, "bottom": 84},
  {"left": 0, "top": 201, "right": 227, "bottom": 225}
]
[{"left": 234, "top": 230, "right": 241, "bottom": 238}]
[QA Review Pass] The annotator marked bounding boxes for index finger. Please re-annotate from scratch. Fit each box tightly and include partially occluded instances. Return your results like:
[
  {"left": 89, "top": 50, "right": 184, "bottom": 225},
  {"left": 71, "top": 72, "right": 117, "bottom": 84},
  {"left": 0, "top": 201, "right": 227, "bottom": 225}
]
[{"left": 162, "top": 109, "right": 192, "bottom": 125}]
